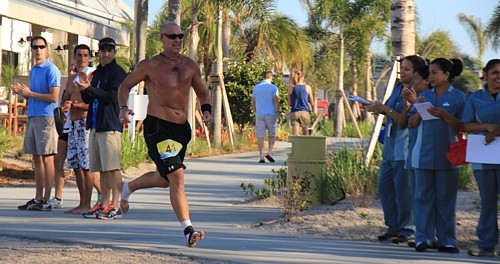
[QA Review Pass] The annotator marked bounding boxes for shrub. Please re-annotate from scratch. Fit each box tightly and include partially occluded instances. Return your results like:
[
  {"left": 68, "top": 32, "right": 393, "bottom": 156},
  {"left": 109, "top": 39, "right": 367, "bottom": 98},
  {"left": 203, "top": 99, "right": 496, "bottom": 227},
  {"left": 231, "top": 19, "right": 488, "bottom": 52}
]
[{"left": 325, "top": 146, "right": 381, "bottom": 207}]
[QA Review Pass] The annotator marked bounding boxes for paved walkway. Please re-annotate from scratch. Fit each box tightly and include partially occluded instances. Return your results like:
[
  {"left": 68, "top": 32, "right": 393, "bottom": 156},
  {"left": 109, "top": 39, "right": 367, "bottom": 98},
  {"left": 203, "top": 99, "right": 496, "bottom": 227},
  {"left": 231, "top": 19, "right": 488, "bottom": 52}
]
[{"left": 0, "top": 141, "right": 497, "bottom": 263}]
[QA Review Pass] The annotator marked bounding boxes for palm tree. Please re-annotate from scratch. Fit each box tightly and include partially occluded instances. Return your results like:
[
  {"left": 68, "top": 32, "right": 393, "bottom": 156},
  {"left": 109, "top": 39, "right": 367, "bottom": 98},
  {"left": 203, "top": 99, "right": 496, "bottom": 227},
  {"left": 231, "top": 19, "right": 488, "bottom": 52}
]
[
  {"left": 458, "top": 13, "right": 491, "bottom": 68},
  {"left": 168, "top": 0, "right": 181, "bottom": 24},
  {"left": 488, "top": 4, "right": 500, "bottom": 51},
  {"left": 391, "top": 0, "right": 416, "bottom": 56}
]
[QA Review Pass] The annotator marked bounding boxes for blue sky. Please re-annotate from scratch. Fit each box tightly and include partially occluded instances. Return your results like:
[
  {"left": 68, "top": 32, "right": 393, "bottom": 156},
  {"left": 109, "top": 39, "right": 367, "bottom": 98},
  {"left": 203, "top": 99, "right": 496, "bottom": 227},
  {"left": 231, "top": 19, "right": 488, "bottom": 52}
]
[{"left": 123, "top": 0, "right": 499, "bottom": 63}]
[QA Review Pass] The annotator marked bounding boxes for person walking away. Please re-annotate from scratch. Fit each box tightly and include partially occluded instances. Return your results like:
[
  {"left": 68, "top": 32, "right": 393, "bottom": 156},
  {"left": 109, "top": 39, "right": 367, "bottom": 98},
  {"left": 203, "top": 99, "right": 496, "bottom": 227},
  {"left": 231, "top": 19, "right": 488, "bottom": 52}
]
[
  {"left": 252, "top": 70, "right": 280, "bottom": 163},
  {"left": 76, "top": 38, "right": 126, "bottom": 220},
  {"left": 117, "top": 22, "right": 209, "bottom": 247},
  {"left": 13, "top": 36, "right": 61, "bottom": 211},
  {"left": 288, "top": 71, "right": 313, "bottom": 136}
]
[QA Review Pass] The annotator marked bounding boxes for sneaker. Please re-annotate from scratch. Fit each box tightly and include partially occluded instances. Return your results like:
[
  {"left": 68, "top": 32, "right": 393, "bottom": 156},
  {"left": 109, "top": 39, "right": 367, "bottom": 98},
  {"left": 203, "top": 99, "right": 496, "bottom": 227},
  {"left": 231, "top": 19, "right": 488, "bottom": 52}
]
[
  {"left": 392, "top": 235, "right": 411, "bottom": 244},
  {"left": 415, "top": 242, "right": 430, "bottom": 252},
  {"left": 82, "top": 204, "right": 103, "bottom": 218},
  {"left": 31, "top": 199, "right": 52, "bottom": 211},
  {"left": 96, "top": 205, "right": 122, "bottom": 220},
  {"left": 378, "top": 233, "right": 398, "bottom": 241},
  {"left": 438, "top": 246, "right": 460, "bottom": 253},
  {"left": 467, "top": 247, "right": 495, "bottom": 257},
  {"left": 184, "top": 226, "right": 205, "bottom": 247},
  {"left": 18, "top": 199, "right": 38, "bottom": 210},
  {"left": 49, "top": 198, "right": 63, "bottom": 209}
]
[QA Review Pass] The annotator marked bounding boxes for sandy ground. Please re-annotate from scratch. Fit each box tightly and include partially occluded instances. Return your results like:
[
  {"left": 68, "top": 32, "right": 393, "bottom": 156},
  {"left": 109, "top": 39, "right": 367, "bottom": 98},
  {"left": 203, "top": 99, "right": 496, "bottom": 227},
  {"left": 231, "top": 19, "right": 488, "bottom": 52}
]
[{"left": 0, "top": 156, "right": 488, "bottom": 263}]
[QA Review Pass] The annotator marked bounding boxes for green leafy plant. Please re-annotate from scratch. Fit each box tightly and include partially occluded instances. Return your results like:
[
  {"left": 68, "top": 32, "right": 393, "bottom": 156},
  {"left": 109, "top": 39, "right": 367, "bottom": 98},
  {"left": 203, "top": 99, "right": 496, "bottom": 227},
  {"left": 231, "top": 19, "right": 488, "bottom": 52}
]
[
  {"left": 325, "top": 146, "right": 380, "bottom": 207},
  {"left": 1, "top": 65, "right": 18, "bottom": 99},
  {"left": 240, "top": 166, "right": 288, "bottom": 200},
  {"left": 283, "top": 173, "right": 313, "bottom": 221}
]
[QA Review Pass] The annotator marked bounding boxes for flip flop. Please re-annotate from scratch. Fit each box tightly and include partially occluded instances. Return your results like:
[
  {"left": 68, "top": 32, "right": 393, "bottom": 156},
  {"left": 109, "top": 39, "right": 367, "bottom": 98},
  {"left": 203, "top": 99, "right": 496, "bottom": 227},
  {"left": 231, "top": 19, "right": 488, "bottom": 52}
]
[{"left": 265, "top": 155, "right": 275, "bottom": 163}]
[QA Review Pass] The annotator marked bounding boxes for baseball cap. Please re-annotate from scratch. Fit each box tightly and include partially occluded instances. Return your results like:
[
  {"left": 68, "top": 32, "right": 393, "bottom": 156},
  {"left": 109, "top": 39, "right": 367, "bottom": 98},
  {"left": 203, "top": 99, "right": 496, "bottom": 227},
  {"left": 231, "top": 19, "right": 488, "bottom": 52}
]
[{"left": 98, "top": 37, "right": 116, "bottom": 50}]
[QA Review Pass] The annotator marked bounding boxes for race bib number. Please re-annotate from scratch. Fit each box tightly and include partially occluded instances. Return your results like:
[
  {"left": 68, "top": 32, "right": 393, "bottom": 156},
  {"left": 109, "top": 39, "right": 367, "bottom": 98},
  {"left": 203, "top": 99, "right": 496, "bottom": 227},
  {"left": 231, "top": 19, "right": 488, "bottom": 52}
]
[{"left": 157, "top": 139, "right": 183, "bottom": 160}]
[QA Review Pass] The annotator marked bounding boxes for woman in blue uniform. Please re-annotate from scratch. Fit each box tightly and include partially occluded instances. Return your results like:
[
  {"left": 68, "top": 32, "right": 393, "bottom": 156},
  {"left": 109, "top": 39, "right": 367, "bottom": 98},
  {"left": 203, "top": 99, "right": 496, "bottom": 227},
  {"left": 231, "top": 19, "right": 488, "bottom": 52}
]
[
  {"left": 408, "top": 58, "right": 466, "bottom": 253},
  {"left": 462, "top": 59, "right": 500, "bottom": 257},
  {"left": 366, "top": 55, "right": 426, "bottom": 243}
]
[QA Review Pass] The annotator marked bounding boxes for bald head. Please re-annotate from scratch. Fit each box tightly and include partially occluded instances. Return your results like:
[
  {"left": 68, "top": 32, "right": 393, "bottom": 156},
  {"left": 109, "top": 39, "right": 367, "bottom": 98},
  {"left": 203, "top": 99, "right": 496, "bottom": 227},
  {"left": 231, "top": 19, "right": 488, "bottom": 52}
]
[{"left": 160, "top": 22, "right": 181, "bottom": 33}]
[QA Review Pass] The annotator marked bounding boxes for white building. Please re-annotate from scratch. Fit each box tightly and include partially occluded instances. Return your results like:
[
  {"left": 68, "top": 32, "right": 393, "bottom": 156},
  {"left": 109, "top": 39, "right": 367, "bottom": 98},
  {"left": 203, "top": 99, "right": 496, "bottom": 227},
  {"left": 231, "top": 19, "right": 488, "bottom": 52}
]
[{"left": 0, "top": 0, "right": 133, "bottom": 95}]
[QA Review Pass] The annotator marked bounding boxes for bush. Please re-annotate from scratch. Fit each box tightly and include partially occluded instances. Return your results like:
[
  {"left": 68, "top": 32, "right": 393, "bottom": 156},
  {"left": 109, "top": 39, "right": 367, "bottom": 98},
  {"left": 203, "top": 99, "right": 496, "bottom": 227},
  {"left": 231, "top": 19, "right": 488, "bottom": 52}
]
[{"left": 324, "top": 146, "right": 381, "bottom": 207}]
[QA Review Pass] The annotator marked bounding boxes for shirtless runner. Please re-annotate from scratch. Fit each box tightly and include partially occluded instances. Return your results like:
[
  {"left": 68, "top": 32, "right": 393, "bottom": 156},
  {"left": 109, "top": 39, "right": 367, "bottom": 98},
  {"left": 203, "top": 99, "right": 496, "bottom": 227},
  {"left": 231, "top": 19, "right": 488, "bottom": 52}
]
[
  {"left": 117, "top": 22, "right": 211, "bottom": 247},
  {"left": 63, "top": 44, "right": 101, "bottom": 214}
]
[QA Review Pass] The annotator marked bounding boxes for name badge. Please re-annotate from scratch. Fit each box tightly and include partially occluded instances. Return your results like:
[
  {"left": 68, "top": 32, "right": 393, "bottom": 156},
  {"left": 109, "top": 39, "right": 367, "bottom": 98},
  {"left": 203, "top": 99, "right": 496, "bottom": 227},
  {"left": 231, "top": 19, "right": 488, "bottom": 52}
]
[{"left": 157, "top": 139, "right": 183, "bottom": 160}]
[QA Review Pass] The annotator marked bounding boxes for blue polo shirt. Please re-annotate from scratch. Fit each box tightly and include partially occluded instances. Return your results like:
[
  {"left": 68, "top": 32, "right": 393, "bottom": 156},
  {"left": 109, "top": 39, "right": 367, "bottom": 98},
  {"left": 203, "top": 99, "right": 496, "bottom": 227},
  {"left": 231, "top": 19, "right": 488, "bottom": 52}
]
[
  {"left": 252, "top": 80, "right": 278, "bottom": 118},
  {"left": 410, "top": 86, "right": 466, "bottom": 169},
  {"left": 461, "top": 87, "right": 500, "bottom": 170},
  {"left": 382, "top": 82, "right": 409, "bottom": 161},
  {"left": 27, "top": 59, "right": 61, "bottom": 117}
]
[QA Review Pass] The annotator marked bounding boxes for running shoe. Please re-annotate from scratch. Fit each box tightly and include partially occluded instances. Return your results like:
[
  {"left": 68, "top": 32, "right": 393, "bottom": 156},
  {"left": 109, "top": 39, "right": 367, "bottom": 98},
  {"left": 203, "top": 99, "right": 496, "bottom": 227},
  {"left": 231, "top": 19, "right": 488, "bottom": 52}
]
[
  {"left": 184, "top": 226, "right": 205, "bottom": 247},
  {"left": 31, "top": 199, "right": 52, "bottom": 211},
  {"left": 82, "top": 204, "right": 103, "bottom": 218},
  {"left": 96, "top": 205, "right": 122, "bottom": 220},
  {"left": 49, "top": 198, "right": 63, "bottom": 209},
  {"left": 18, "top": 199, "right": 38, "bottom": 210}
]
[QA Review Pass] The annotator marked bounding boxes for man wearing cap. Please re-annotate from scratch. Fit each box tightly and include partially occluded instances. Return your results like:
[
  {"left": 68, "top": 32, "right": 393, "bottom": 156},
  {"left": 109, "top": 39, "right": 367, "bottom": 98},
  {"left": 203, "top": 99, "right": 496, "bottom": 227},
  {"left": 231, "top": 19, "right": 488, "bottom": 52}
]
[
  {"left": 13, "top": 36, "right": 61, "bottom": 211},
  {"left": 117, "top": 22, "right": 210, "bottom": 247},
  {"left": 75, "top": 37, "right": 126, "bottom": 220}
]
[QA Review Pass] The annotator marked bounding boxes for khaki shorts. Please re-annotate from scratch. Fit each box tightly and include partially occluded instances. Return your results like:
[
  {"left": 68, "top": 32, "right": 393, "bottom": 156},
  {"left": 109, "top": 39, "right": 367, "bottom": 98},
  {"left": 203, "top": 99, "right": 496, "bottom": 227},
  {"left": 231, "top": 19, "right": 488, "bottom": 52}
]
[
  {"left": 255, "top": 115, "right": 277, "bottom": 138},
  {"left": 290, "top": 111, "right": 311, "bottom": 130},
  {"left": 88, "top": 129, "right": 121, "bottom": 172},
  {"left": 23, "top": 116, "right": 58, "bottom": 155}
]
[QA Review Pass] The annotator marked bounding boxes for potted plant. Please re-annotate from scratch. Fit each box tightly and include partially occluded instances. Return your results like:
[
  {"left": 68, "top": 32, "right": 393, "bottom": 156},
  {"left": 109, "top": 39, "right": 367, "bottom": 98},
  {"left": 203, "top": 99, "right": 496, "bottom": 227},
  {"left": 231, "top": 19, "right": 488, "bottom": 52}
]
[{"left": 1, "top": 64, "right": 18, "bottom": 103}]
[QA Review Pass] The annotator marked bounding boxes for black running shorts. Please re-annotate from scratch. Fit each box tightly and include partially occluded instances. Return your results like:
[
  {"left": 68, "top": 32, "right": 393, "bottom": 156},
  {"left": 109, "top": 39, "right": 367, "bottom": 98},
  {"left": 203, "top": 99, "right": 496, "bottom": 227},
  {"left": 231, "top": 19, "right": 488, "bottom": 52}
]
[{"left": 143, "top": 115, "right": 192, "bottom": 181}]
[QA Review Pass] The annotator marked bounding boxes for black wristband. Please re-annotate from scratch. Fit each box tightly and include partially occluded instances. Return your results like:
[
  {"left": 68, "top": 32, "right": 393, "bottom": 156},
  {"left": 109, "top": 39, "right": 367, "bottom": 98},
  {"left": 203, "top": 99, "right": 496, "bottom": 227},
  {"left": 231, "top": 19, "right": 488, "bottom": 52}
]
[{"left": 201, "top": 104, "right": 212, "bottom": 115}]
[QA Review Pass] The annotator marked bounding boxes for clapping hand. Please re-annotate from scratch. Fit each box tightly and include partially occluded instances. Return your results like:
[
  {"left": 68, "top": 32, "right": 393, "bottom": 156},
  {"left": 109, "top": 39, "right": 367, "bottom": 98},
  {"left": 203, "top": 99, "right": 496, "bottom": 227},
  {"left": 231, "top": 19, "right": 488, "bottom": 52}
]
[{"left": 75, "top": 71, "right": 92, "bottom": 90}]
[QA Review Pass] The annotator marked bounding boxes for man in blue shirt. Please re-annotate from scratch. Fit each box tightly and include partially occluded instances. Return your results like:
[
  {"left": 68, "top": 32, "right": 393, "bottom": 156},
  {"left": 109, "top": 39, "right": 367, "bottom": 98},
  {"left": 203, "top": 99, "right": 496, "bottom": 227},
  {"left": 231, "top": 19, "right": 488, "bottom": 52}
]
[
  {"left": 252, "top": 70, "right": 280, "bottom": 163},
  {"left": 13, "top": 36, "right": 61, "bottom": 211}
]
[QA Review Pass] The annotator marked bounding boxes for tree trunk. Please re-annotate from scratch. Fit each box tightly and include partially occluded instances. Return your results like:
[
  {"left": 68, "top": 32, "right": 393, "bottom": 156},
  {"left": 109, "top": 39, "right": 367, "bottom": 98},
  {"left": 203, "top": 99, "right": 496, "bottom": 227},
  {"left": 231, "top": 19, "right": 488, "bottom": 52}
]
[
  {"left": 334, "top": 33, "right": 345, "bottom": 137},
  {"left": 222, "top": 15, "right": 231, "bottom": 72},
  {"left": 187, "top": 10, "right": 201, "bottom": 142},
  {"left": 391, "top": 0, "right": 415, "bottom": 56},
  {"left": 364, "top": 46, "right": 374, "bottom": 123},
  {"left": 211, "top": 4, "right": 224, "bottom": 147},
  {"left": 168, "top": 0, "right": 181, "bottom": 24},
  {"left": 133, "top": 0, "right": 148, "bottom": 94}
]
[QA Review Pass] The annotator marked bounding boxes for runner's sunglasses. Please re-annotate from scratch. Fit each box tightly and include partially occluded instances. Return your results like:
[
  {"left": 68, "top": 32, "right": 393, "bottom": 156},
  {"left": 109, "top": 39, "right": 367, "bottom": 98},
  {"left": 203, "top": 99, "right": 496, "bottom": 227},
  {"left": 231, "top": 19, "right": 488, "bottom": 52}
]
[{"left": 161, "top": 33, "right": 184, "bottom": 40}]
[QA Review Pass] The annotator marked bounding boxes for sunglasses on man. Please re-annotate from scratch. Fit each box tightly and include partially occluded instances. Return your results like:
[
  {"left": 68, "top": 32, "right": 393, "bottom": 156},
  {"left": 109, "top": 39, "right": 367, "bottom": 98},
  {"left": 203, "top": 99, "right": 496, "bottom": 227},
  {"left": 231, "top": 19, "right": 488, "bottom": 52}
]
[
  {"left": 161, "top": 33, "right": 184, "bottom": 40},
  {"left": 31, "top": 45, "right": 46, "bottom": 50}
]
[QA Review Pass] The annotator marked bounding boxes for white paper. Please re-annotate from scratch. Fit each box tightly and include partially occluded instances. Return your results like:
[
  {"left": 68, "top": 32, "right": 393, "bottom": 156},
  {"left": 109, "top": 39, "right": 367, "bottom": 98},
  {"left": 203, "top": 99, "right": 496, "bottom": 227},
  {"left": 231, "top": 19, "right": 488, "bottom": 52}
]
[
  {"left": 73, "top": 67, "right": 96, "bottom": 84},
  {"left": 466, "top": 134, "right": 500, "bottom": 164},
  {"left": 414, "top": 102, "right": 439, "bottom": 120},
  {"left": 348, "top": 95, "right": 371, "bottom": 105}
]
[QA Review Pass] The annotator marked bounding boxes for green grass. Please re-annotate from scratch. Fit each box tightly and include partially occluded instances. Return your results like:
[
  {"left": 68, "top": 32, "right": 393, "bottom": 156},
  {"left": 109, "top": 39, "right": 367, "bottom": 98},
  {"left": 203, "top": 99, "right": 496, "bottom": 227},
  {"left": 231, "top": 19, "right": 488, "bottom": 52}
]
[{"left": 120, "top": 132, "right": 150, "bottom": 171}]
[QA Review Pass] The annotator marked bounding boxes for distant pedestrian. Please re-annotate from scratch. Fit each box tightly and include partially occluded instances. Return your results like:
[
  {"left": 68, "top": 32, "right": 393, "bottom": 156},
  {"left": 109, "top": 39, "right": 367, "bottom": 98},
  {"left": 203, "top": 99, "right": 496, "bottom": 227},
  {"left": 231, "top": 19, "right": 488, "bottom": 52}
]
[
  {"left": 13, "top": 36, "right": 61, "bottom": 211},
  {"left": 288, "top": 70, "right": 313, "bottom": 136},
  {"left": 252, "top": 70, "right": 280, "bottom": 163}
]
